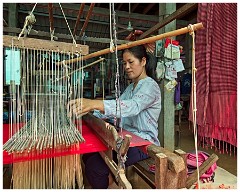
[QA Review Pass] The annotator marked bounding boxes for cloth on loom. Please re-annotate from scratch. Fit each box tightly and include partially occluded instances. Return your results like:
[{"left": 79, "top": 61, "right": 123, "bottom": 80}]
[{"left": 189, "top": 3, "right": 237, "bottom": 147}]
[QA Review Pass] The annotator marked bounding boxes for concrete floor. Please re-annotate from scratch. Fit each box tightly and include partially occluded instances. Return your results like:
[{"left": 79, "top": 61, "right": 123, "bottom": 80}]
[{"left": 178, "top": 121, "right": 237, "bottom": 176}]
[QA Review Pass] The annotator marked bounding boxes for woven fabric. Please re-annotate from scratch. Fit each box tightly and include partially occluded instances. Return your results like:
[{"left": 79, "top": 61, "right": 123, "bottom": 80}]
[
  {"left": 189, "top": 3, "right": 237, "bottom": 147},
  {"left": 3, "top": 122, "right": 152, "bottom": 164}
]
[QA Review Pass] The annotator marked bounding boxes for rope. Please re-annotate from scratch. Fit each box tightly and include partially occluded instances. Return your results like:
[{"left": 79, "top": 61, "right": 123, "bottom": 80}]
[
  {"left": 59, "top": 3, "right": 77, "bottom": 46},
  {"left": 18, "top": 3, "right": 37, "bottom": 40},
  {"left": 109, "top": 3, "right": 114, "bottom": 53},
  {"left": 112, "top": 3, "right": 123, "bottom": 137},
  {"left": 188, "top": 24, "right": 201, "bottom": 189}
]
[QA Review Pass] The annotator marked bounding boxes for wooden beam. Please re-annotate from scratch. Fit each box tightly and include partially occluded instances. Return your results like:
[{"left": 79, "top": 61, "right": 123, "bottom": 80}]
[
  {"left": 117, "top": 3, "right": 123, "bottom": 10},
  {"left": 3, "top": 27, "right": 130, "bottom": 44},
  {"left": 139, "top": 3, "right": 198, "bottom": 39},
  {"left": 58, "top": 22, "right": 203, "bottom": 65},
  {"left": 79, "top": 3, "right": 95, "bottom": 37},
  {"left": 73, "top": 3, "right": 85, "bottom": 36},
  {"left": 3, "top": 35, "right": 89, "bottom": 54},
  {"left": 143, "top": 3, "right": 156, "bottom": 14},
  {"left": 56, "top": 3, "right": 159, "bottom": 22},
  {"left": 131, "top": 3, "right": 139, "bottom": 12},
  {"left": 48, "top": 3, "right": 54, "bottom": 31}
]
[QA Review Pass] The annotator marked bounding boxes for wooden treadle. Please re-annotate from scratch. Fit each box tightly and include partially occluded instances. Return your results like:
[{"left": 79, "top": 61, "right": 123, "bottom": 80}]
[{"left": 133, "top": 158, "right": 156, "bottom": 188}]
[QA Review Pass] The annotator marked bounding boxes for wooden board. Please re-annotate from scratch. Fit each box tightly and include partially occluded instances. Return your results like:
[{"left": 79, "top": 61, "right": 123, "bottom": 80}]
[{"left": 3, "top": 35, "right": 89, "bottom": 55}]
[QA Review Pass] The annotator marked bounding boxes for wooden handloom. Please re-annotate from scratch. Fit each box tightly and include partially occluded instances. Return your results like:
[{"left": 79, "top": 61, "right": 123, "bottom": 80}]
[
  {"left": 3, "top": 21, "right": 207, "bottom": 189},
  {"left": 82, "top": 113, "right": 188, "bottom": 189},
  {"left": 3, "top": 113, "right": 188, "bottom": 189}
]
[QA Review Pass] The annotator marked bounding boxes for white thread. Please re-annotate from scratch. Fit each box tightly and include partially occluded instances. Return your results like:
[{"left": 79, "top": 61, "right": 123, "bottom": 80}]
[{"left": 59, "top": 3, "right": 77, "bottom": 46}]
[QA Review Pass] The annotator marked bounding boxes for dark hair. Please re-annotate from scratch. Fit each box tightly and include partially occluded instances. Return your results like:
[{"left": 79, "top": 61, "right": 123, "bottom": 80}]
[{"left": 122, "top": 45, "right": 157, "bottom": 81}]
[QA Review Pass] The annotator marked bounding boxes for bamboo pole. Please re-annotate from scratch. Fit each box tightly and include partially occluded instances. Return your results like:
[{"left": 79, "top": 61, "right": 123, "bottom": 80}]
[{"left": 57, "top": 22, "right": 203, "bottom": 65}]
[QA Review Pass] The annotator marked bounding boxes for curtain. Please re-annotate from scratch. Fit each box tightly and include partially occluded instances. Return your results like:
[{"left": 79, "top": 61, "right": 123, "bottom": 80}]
[{"left": 189, "top": 3, "right": 237, "bottom": 151}]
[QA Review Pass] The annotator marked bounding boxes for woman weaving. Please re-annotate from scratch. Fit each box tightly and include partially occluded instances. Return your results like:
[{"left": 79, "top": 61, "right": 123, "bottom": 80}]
[{"left": 68, "top": 45, "right": 161, "bottom": 189}]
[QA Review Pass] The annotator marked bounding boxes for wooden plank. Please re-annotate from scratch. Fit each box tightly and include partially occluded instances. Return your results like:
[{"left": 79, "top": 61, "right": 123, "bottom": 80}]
[
  {"left": 139, "top": 3, "right": 198, "bottom": 39},
  {"left": 133, "top": 158, "right": 156, "bottom": 188},
  {"left": 3, "top": 35, "right": 89, "bottom": 55},
  {"left": 186, "top": 153, "right": 219, "bottom": 189}
]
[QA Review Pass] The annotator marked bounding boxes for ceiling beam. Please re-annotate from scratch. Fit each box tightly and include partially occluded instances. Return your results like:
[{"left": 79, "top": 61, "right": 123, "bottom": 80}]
[
  {"left": 131, "top": 3, "right": 139, "bottom": 12},
  {"left": 139, "top": 3, "right": 198, "bottom": 39},
  {"left": 73, "top": 3, "right": 85, "bottom": 36},
  {"left": 79, "top": 3, "right": 95, "bottom": 37},
  {"left": 55, "top": 3, "right": 159, "bottom": 23},
  {"left": 48, "top": 3, "right": 54, "bottom": 31},
  {"left": 143, "top": 4, "right": 156, "bottom": 14},
  {"left": 117, "top": 3, "right": 123, "bottom": 10},
  {"left": 15, "top": 9, "right": 151, "bottom": 32},
  {"left": 14, "top": 3, "right": 159, "bottom": 24},
  {"left": 3, "top": 27, "right": 130, "bottom": 44}
]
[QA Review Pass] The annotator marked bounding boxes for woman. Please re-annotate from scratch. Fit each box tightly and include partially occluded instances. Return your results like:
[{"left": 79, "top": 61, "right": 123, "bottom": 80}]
[{"left": 68, "top": 45, "right": 161, "bottom": 188}]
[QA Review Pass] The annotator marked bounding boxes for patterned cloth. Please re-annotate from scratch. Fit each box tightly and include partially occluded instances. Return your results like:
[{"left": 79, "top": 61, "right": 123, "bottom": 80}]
[{"left": 189, "top": 3, "right": 237, "bottom": 147}]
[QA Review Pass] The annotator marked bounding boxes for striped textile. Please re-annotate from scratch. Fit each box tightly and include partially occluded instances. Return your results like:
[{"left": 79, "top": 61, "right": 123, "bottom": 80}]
[{"left": 189, "top": 3, "right": 237, "bottom": 148}]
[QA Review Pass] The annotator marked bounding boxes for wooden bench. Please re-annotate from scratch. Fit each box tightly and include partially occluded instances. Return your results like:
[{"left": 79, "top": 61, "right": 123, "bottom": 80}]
[
  {"left": 127, "top": 145, "right": 188, "bottom": 189},
  {"left": 127, "top": 145, "right": 219, "bottom": 189}
]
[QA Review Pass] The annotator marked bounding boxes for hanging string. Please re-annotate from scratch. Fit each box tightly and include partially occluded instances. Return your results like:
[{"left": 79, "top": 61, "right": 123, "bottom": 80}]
[
  {"left": 188, "top": 24, "right": 201, "bottom": 189},
  {"left": 112, "top": 3, "right": 123, "bottom": 137},
  {"left": 59, "top": 3, "right": 77, "bottom": 45},
  {"left": 18, "top": 3, "right": 37, "bottom": 40},
  {"left": 109, "top": 3, "right": 114, "bottom": 53},
  {"left": 101, "top": 59, "right": 105, "bottom": 100}
]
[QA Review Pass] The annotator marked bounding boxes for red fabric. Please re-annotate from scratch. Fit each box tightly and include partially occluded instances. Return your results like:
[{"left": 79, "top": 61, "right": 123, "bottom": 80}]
[
  {"left": 3, "top": 122, "right": 152, "bottom": 164},
  {"left": 187, "top": 151, "right": 217, "bottom": 179},
  {"left": 164, "top": 38, "right": 179, "bottom": 48},
  {"left": 189, "top": 3, "right": 237, "bottom": 147}
]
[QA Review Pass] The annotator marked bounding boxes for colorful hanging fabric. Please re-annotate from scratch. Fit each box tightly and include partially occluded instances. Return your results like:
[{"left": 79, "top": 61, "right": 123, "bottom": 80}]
[{"left": 189, "top": 3, "right": 237, "bottom": 151}]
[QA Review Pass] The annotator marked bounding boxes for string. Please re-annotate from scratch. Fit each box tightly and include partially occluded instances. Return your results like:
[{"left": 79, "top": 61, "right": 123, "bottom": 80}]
[
  {"left": 188, "top": 24, "right": 201, "bottom": 189},
  {"left": 59, "top": 3, "right": 77, "bottom": 45},
  {"left": 109, "top": 3, "right": 114, "bottom": 53},
  {"left": 112, "top": 3, "right": 123, "bottom": 136},
  {"left": 18, "top": 3, "right": 37, "bottom": 40}
]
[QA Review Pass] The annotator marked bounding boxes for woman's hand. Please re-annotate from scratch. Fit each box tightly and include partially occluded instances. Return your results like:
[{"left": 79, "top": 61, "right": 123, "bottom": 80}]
[{"left": 67, "top": 98, "right": 104, "bottom": 118}]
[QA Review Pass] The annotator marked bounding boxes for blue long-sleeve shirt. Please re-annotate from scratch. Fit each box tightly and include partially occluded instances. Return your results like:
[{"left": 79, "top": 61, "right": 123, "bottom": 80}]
[{"left": 94, "top": 77, "right": 161, "bottom": 146}]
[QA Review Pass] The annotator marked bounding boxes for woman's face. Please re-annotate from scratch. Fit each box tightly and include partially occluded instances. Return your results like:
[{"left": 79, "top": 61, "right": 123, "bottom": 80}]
[{"left": 122, "top": 51, "right": 146, "bottom": 82}]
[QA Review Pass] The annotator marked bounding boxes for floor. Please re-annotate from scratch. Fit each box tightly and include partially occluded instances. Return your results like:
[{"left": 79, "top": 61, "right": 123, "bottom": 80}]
[{"left": 179, "top": 121, "right": 237, "bottom": 176}]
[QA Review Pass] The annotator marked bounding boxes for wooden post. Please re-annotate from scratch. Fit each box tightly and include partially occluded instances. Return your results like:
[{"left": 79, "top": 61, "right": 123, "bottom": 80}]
[
  {"left": 155, "top": 153, "right": 168, "bottom": 188},
  {"left": 157, "top": 3, "right": 177, "bottom": 152}
]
